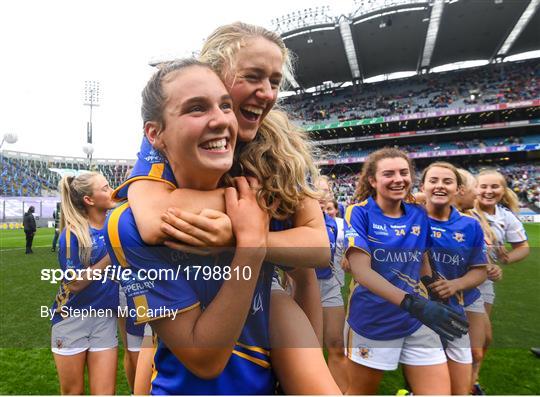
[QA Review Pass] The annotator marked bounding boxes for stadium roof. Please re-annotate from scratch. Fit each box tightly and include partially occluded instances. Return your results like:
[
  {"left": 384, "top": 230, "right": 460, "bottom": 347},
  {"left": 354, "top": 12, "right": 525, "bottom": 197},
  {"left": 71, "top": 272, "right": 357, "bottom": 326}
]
[{"left": 277, "top": 0, "right": 540, "bottom": 89}]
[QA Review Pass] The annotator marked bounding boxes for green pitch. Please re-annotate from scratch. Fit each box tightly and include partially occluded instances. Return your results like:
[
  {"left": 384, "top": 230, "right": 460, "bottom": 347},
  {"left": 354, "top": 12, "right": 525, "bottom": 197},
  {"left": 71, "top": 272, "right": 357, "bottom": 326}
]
[{"left": 0, "top": 225, "right": 539, "bottom": 394}]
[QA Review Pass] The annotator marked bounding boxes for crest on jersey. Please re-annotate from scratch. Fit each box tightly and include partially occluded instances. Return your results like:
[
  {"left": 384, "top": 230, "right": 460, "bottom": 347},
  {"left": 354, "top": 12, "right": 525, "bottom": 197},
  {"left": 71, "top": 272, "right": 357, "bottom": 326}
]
[
  {"left": 453, "top": 232, "right": 465, "bottom": 242},
  {"left": 411, "top": 225, "right": 421, "bottom": 236}
]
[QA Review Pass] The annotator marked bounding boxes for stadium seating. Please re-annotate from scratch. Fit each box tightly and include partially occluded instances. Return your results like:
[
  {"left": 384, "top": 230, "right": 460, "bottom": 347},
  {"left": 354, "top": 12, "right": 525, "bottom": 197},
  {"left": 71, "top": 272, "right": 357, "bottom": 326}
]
[
  {"left": 0, "top": 155, "right": 131, "bottom": 197},
  {"left": 283, "top": 60, "right": 539, "bottom": 124}
]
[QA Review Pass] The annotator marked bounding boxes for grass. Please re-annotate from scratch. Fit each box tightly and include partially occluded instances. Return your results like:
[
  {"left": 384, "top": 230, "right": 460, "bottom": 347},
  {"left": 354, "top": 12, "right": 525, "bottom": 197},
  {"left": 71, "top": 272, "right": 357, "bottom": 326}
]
[{"left": 0, "top": 225, "right": 539, "bottom": 394}]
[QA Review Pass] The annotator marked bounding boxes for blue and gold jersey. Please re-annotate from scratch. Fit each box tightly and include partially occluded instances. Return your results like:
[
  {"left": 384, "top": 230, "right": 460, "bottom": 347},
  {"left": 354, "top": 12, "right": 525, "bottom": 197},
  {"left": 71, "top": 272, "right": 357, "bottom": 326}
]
[
  {"left": 51, "top": 227, "right": 119, "bottom": 325},
  {"left": 113, "top": 136, "right": 176, "bottom": 201},
  {"left": 428, "top": 207, "right": 487, "bottom": 313},
  {"left": 316, "top": 213, "right": 337, "bottom": 280},
  {"left": 344, "top": 197, "right": 430, "bottom": 340},
  {"left": 104, "top": 202, "right": 275, "bottom": 395}
]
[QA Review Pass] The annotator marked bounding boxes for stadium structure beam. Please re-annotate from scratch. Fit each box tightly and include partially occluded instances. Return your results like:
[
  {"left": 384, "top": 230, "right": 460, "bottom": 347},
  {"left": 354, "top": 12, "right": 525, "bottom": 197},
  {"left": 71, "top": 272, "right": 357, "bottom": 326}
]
[
  {"left": 339, "top": 18, "right": 362, "bottom": 81},
  {"left": 419, "top": 0, "right": 444, "bottom": 70},
  {"left": 495, "top": 0, "right": 540, "bottom": 58}
]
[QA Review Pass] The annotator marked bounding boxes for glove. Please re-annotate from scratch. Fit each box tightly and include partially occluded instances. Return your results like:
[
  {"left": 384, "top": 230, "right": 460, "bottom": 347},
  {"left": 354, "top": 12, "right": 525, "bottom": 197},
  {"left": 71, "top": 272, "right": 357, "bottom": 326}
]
[{"left": 400, "top": 294, "right": 468, "bottom": 341}]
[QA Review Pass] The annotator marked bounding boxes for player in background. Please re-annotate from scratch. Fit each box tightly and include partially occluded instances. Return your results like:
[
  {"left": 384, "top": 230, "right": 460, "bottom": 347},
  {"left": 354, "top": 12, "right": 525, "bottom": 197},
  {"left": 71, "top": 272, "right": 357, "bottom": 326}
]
[
  {"left": 325, "top": 198, "right": 346, "bottom": 287},
  {"left": 343, "top": 148, "right": 467, "bottom": 395},
  {"left": 121, "top": 22, "right": 338, "bottom": 394},
  {"left": 420, "top": 162, "right": 488, "bottom": 395},
  {"left": 454, "top": 168, "right": 502, "bottom": 394},
  {"left": 471, "top": 169, "right": 530, "bottom": 394},
  {"left": 311, "top": 176, "right": 348, "bottom": 392},
  {"left": 51, "top": 173, "right": 118, "bottom": 394}
]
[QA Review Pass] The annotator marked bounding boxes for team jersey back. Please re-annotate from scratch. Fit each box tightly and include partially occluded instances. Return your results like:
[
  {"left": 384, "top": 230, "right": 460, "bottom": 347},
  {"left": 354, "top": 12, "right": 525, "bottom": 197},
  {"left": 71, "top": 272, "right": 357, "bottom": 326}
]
[
  {"left": 104, "top": 203, "right": 275, "bottom": 395},
  {"left": 428, "top": 208, "right": 487, "bottom": 313},
  {"left": 316, "top": 213, "right": 338, "bottom": 279},
  {"left": 51, "top": 227, "right": 119, "bottom": 325},
  {"left": 113, "top": 136, "right": 177, "bottom": 201},
  {"left": 344, "top": 197, "right": 430, "bottom": 340}
]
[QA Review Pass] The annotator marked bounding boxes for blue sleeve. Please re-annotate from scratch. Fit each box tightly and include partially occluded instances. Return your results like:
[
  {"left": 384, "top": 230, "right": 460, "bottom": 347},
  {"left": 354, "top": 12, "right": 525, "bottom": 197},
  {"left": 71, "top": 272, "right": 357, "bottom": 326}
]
[
  {"left": 58, "top": 229, "right": 83, "bottom": 272},
  {"left": 112, "top": 136, "right": 177, "bottom": 201},
  {"left": 105, "top": 204, "right": 199, "bottom": 324},
  {"left": 344, "top": 205, "right": 371, "bottom": 256},
  {"left": 469, "top": 221, "right": 488, "bottom": 267}
]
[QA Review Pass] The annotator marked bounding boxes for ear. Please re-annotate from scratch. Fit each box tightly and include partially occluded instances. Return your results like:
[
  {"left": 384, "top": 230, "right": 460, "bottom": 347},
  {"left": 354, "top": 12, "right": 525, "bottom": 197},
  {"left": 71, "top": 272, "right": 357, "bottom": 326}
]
[
  {"left": 368, "top": 175, "right": 377, "bottom": 190},
  {"left": 144, "top": 121, "right": 165, "bottom": 151},
  {"left": 420, "top": 182, "right": 425, "bottom": 193},
  {"left": 82, "top": 195, "right": 94, "bottom": 207}
]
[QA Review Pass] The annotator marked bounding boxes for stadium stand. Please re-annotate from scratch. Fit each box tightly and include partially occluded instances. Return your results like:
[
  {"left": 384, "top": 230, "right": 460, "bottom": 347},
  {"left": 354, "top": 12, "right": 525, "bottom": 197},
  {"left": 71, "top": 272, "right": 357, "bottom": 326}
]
[
  {"left": 0, "top": 152, "right": 133, "bottom": 198},
  {"left": 283, "top": 60, "right": 539, "bottom": 124}
]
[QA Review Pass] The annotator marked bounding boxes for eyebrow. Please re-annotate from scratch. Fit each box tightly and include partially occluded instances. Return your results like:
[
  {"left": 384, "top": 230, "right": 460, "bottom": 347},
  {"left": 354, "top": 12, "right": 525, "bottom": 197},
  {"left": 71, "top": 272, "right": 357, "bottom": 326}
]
[
  {"left": 182, "top": 94, "right": 232, "bottom": 106},
  {"left": 243, "top": 67, "right": 283, "bottom": 78}
]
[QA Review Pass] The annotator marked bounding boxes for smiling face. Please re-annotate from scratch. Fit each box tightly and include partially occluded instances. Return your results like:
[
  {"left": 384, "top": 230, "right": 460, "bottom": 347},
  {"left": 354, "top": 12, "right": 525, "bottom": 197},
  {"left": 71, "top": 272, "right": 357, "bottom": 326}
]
[
  {"left": 370, "top": 157, "right": 412, "bottom": 204},
  {"left": 223, "top": 37, "right": 283, "bottom": 142},
  {"left": 324, "top": 201, "right": 339, "bottom": 218},
  {"left": 476, "top": 173, "right": 505, "bottom": 210},
  {"left": 422, "top": 166, "right": 459, "bottom": 209},
  {"left": 148, "top": 65, "right": 237, "bottom": 190}
]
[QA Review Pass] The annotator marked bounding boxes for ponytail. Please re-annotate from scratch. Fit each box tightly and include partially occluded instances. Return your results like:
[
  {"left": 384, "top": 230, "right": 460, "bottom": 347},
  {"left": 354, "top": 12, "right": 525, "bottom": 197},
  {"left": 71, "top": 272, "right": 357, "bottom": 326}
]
[{"left": 59, "top": 173, "right": 99, "bottom": 266}]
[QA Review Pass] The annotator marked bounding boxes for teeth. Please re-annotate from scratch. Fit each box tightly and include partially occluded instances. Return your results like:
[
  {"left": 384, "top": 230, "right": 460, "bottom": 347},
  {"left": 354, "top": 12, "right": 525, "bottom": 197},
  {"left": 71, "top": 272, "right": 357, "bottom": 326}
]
[
  {"left": 202, "top": 138, "right": 227, "bottom": 150},
  {"left": 242, "top": 105, "right": 263, "bottom": 115}
]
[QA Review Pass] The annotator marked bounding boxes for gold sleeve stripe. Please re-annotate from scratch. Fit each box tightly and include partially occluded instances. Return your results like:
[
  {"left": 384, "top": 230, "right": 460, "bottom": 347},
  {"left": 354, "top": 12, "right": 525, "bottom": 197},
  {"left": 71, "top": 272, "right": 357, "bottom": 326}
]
[
  {"left": 345, "top": 205, "right": 355, "bottom": 225},
  {"left": 107, "top": 202, "right": 130, "bottom": 268},
  {"left": 236, "top": 342, "right": 270, "bottom": 356},
  {"left": 232, "top": 350, "right": 271, "bottom": 369},
  {"left": 66, "top": 228, "right": 71, "bottom": 260}
]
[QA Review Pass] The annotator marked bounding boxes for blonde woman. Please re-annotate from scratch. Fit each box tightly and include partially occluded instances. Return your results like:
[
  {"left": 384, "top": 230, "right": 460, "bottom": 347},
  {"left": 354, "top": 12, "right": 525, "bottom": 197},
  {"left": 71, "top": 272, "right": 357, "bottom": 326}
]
[
  {"left": 471, "top": 169, "right": 529, "bottom": 394},
  {"left": 50, "top": 173, "right": 118, "bottom": 394}
]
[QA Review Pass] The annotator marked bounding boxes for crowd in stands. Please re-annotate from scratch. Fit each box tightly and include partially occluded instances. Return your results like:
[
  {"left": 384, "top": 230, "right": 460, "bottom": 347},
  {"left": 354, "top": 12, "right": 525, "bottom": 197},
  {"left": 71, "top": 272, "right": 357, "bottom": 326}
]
[
  {"left": 329, "top": 162, "right": 540, "bottom": 211},
  {"left": 2, "top": 150, "right": 538, "bottom": 213},
  {"left": 0, "top": 155, "right": 131, "bottom": 197},
  {"left": 323, "top": 134, "right": 538, "bottom": 160},
  {"left": 1, "top": 156, "right": 49, "bottom": 196},
  {"left": 283, "top": 60, "right": 539, "bottom": 124}
]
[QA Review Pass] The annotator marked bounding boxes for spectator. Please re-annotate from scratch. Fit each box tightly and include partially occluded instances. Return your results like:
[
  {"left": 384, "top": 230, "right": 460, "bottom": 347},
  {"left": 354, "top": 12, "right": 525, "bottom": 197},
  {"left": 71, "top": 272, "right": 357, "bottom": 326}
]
[
  {"left": 51, "top": 202, "right": 61, "bottom": 252},
  {"left": 23, "top": 206, "right": 36, "bottom": 254}
]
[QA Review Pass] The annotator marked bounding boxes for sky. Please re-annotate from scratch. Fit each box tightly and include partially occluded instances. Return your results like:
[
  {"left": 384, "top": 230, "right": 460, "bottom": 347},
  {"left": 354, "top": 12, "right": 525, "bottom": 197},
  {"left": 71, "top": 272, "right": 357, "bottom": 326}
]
[{"left": 0, "top": 0, "right": 356, "bottom": 160}]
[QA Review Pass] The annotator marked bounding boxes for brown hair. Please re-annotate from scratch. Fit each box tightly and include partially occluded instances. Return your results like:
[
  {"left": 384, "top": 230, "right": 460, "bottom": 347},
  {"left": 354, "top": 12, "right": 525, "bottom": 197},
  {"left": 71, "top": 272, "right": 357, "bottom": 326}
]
[
  {"left": 420, "top": 161, "right": 464, "bottom": 187},
  {"left": 354, "top": 148, "right": 415, "bottom": 202},
  {"left": 141, "top": 59, "right": 212, "bottom": 131}
]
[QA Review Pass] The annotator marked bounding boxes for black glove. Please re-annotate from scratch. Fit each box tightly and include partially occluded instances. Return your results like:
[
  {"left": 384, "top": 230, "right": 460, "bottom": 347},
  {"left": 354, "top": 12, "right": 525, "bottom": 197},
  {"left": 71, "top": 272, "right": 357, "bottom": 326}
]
[{"left": 400, "top": 294, "right": 468, "bottom": 341}]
